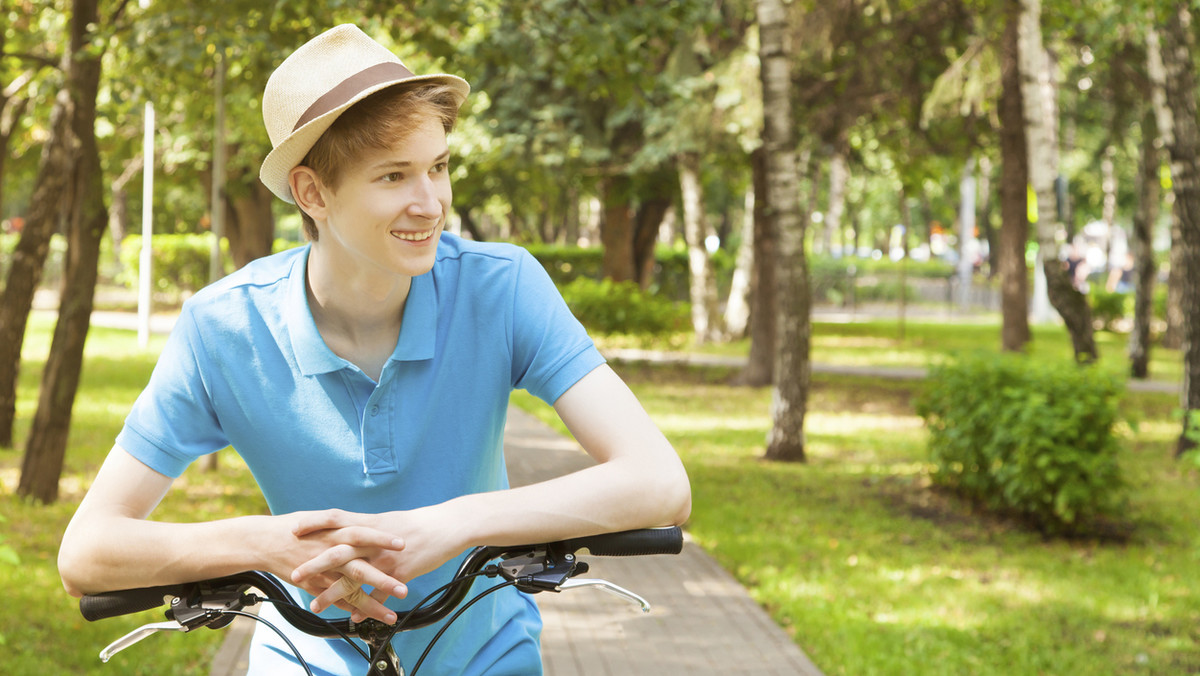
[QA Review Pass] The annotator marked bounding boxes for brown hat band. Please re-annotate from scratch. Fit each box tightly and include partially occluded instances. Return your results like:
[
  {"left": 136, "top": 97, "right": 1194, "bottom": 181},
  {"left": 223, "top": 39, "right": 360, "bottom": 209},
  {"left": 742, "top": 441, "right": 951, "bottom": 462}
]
[{"left": 293, "top": 61, "right": 415, "bottom": 132}]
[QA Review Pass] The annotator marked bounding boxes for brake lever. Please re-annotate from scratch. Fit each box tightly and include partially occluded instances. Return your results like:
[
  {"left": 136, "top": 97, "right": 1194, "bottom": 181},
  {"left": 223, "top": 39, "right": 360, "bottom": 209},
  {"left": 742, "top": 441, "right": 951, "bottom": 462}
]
[
  {"left": 560, "top": 578, "right": 652, "bottom": 613},
  {"left": 99, "top": 620, "right": 189, "bottom": 662}
]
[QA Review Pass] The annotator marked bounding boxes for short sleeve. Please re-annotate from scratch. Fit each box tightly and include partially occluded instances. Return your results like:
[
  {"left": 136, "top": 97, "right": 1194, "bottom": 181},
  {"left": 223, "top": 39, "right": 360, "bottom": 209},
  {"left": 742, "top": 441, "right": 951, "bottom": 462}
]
[
  {"left": 509, "top": 250, "right": 605, "bottom": 404},
  {"left": 116, "top": 307, "right": 230, "bottom": 477}
]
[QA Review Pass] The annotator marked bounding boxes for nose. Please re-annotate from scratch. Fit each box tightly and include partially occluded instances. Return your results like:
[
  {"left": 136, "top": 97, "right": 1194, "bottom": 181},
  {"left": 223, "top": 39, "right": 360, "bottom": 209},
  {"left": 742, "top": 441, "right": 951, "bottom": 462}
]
[{"left": 407, "top": 175, "right": 444, "bottom": 221}]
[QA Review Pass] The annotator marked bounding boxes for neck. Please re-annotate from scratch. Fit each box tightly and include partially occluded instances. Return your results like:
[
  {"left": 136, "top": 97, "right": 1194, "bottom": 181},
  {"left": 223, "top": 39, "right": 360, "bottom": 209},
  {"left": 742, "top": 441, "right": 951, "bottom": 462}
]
[{"left": 305, "top": 245, "right": 410, "bottom": 380}]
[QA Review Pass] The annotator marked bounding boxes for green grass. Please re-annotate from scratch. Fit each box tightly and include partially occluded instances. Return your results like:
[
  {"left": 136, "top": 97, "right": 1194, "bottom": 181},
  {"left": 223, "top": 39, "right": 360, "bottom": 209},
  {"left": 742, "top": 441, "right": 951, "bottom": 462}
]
[
  {"left": 4, "top": 313, "right": 1197, "bottom": 674},
  {"left": 512, "top": 354, "right": 1200, "bottom": 674},
  {"left": 1, "top": 315, "right": 268, "bottom": 675}
]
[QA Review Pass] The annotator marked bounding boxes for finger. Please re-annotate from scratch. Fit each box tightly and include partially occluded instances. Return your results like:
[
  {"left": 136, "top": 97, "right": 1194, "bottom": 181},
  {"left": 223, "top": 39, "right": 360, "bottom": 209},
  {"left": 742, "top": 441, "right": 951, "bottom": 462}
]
[
  {"left": 323, "top": 526, "right": 405, "bottom": 551},
  {"left": 290, "top": 543, "right": 364, "bottom": 583},
  {"left": 291, "top": 508, "right": 355, "bottom": 536},
  {"left": 295, "top": 556, "right": 408, "bottom": 605},
  {"left": 311, "top": 577, "right": 398, "bottom": 624}
]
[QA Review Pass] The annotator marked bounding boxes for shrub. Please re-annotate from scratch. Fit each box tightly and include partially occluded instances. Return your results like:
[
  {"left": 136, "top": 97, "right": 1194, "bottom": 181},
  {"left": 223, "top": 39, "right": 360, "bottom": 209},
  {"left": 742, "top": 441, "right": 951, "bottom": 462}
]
[
  {"left": 524, "top": 243, "right": 735, "bottom": 302},
  {"left": 559, "top": 277, "right": 689, "bottom": 336},
  {"left": 115, "top": 235, "right": 303, "bottom": 301},
  {"left": 916, "top": 354, "right": 1127, "bottom": 534},
  {"left": 118, "top": 233, "right": 227, "bottom": 300},
  {"left": 1089, "top": 287, "right": 1129, "bottom": 331}
]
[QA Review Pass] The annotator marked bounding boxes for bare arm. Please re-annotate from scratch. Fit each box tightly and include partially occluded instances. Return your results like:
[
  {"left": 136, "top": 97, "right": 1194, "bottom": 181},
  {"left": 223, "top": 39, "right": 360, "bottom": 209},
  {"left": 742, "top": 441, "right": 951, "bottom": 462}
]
[
  {"left": 58, "top": 446, "right": 408, "bottom": 622},
  {"left": 293, "top": 364, "right": 691, "bottom": 612}
]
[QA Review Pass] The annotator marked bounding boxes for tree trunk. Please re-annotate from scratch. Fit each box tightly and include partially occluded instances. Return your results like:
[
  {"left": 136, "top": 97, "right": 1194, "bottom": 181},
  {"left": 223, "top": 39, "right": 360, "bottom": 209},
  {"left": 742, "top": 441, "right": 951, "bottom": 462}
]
[
  {"left": 976, "top": 155, "right": 998, "bottom": 278},
  {"left": 1147, "top": 21, "right": 1185, "bottom": 351},
  {"left": 459, "top": 209, "right": 486, "bottom": 242},
  {"left": 224, "top": 168, "right": 276, "bottom": 270},
  {"left": 998, "top": 0, "right": 1031, "bottom": 352},
  {"left": 0, "top": 80, "right": 75, "bottom": 449},
  {"left": 632, "top": 194, "right": 670, "bottom": 290},
  {"left": 599, "top": 175, "right": 636, "bottom": 282},
  {"left": 739, "top": 147, "right": 776, "bottom": 386},
  {"left": 1157, "top": 4, "right": 1200, "bottom": 457},
  {"left": 19, "top": 0, "right": 105, "bottom": 503},
  {"left": 758, "top": 0, "right": 809, "bottom": 463},
  {"left": 724, "top": 181, "right": 755, "bottom": 338},
  {"left": 1164, "top": 213, "right": 1185, "bottom": 349},
  {"left": 678, "top": 152, "right": 722, "bottom": 344},
  {"left": 1017, "top": 0, "right": 1096, "bottom": 362},
  {"left": 822, "top": 146, "right": 848, "bottom": 256},
  {"left": 107, "top": 155, "right": 143, "bottom": 271},
  {"left": 1130, "top": 107, "right": 1160, "bottom": 379}
]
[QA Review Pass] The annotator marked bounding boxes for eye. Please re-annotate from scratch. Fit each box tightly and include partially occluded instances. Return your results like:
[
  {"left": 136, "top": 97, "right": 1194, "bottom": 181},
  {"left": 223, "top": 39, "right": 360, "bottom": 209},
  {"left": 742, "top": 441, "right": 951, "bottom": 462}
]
[
  {"left": 431, "top": 161, "right": 449, "bottom": 175},
  {"left": 380, "top": 172, "right": 404, "bottom": 183}
]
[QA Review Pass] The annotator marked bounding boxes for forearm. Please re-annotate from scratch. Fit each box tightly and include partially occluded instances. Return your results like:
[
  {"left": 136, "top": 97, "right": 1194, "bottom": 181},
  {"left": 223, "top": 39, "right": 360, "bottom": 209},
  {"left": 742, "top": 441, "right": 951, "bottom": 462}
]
[
  {"left": 444, "top": 451, "right": 690, "bottom": 549},
  {"left": 59, "top": 511, "right": 279, "bottom": 596},
  {"left": 446, "top": 366, "right": 691, "bottom": 548}
]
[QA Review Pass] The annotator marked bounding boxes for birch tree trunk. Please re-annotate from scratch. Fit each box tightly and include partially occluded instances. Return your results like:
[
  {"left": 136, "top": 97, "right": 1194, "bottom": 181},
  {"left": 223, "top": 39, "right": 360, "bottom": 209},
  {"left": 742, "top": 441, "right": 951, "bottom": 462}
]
[
  {"left": 976, "top": 155, "right": 998, "bottom": 278},
  {"left": 1156, "top": 4, "right": 1200, "bottom": 457},
  {"left": 1146, "top": 20, "right": 1186, "bottom": 351},
  {"left": 724, "top": 183, "right": 755, "bottom": 338},
  {"left": 1017, "top": 0, "right": 1096, "bottom": 362},
  {"left": 757, "top": 0, "right": 810, "bottom": 463},
  {"left": 679, "top": 152, "right": 723, "bottom": 344},
  {"left": 822, "top": 147, "right": 848, "bottom": 256},
  {"left": 1130, "top": 107, "right": 1160, "bottom": 379},
  {"left": 999, "top": 0, "right": 1031, "bottom": 351}
]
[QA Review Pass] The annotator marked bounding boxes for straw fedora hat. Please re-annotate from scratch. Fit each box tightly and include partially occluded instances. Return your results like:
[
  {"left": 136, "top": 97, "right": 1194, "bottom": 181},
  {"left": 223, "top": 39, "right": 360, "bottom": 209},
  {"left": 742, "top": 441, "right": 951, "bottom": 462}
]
[{"left": 259, "top": 24, "right": 470, "bottom": 203}]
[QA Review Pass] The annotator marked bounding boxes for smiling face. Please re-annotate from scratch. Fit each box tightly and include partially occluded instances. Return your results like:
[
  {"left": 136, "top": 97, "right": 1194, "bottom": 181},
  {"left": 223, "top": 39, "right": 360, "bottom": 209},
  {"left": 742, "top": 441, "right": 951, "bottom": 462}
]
[{"left": 308, "top": 118, "right": 452, "bottom": 280}]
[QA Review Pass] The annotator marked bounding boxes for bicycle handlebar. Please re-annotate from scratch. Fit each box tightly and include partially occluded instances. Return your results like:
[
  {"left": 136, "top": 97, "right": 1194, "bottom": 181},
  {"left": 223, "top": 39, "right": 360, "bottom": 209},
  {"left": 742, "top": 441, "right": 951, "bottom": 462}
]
[{"left": 79, "top": 526, "right": 684, "bottom": 635}]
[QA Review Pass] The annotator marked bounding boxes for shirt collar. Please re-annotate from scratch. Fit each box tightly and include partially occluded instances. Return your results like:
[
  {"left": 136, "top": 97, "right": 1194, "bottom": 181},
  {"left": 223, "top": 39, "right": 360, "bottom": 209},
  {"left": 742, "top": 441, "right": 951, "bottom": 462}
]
[{"left": 287, "top": 246, "right": 437, "bottom": 376}]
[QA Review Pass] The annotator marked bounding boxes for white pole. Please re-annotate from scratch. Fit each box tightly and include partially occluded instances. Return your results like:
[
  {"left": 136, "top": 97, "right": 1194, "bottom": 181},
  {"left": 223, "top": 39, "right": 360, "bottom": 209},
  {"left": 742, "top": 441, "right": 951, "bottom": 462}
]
[
  {"left": 138, "top": 101, "right": 154, "bottom": 348},
  {"left": 957, "top": 156, "right": 977, "bottom": 308}
]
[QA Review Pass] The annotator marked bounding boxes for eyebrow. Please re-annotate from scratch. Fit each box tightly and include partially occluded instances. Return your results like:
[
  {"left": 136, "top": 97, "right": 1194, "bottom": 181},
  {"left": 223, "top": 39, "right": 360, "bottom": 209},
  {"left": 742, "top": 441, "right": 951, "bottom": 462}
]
[{"left": 370, "top": 149, "right": 450, "bottom": 171}]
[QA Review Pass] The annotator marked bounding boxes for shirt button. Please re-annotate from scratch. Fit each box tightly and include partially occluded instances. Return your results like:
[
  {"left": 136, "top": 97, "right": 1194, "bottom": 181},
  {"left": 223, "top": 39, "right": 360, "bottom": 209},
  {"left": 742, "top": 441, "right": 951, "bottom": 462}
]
[{"left": 370, "top": 405, "right": 380, "bottom": 416}]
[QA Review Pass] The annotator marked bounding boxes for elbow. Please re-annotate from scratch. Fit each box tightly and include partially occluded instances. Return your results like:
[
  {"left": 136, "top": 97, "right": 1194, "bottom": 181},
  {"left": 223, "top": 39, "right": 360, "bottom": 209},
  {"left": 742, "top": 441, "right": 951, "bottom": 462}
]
[
  {"left": 659, "top": 462, "right": 692, "bottom": 528},
  {"left": 57, "top": 543, "right": 87, "bottom": 598}
]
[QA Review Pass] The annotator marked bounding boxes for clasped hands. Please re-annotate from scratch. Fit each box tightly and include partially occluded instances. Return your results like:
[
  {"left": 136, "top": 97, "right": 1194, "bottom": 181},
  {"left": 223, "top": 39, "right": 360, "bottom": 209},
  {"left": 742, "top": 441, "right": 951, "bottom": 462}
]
[{"left": 283, "top": 508, "right": 455, "bottom": 625}]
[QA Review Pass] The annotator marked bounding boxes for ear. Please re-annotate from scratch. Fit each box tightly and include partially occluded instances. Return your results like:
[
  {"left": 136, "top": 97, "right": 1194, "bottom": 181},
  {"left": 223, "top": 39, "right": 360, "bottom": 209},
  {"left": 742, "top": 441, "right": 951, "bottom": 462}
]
[{"left": 289, "top": 166, "right": 328, "bottom": 222}]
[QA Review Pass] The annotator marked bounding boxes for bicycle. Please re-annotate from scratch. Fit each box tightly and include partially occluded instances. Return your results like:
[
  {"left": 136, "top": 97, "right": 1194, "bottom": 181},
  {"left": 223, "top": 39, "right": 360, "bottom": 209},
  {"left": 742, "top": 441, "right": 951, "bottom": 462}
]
[{"left": 79, "top": 526, "right": 684, "bottom": 676}]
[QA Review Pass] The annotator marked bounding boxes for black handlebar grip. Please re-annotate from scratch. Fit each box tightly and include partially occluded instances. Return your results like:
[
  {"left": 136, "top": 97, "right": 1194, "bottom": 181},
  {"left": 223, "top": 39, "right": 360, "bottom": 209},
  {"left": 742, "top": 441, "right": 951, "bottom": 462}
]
[
  {"left": 562, "top": 526, "right": 684, "bottom": 557},
  {"left": 80, "top": 584, "right": 188, "bottom": 622}
]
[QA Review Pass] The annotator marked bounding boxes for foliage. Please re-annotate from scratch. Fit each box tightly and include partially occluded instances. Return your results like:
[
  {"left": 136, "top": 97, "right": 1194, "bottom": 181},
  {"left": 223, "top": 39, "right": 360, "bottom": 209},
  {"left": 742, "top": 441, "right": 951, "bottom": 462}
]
[
  {"left": 116, "top": 234, "right": 228, "bottom": 301},
  {"left": 917, "top": 353, "right": 1128, "bottom": 534},
  {"left": 113, "top": 234, "right": 304, "bottom": 301},
  {"left": 558, "top": 277, "right": 689, "bottom": 337},
  {"left": 524, "top": 242, "right": 735, "bottom": 301},
  {"left": 1088, "top": 286, "right": 1129, "bottom": 331}
]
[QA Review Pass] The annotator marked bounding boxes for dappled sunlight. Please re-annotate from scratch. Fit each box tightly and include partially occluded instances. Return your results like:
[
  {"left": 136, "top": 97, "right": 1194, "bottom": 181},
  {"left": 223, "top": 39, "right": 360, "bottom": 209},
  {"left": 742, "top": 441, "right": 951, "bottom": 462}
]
[
  {"left": 806, "top": 411, "right": 923, "bottom": 434},
  {"left": 653, "top": 412, "right": 769, "bottom": 435}
]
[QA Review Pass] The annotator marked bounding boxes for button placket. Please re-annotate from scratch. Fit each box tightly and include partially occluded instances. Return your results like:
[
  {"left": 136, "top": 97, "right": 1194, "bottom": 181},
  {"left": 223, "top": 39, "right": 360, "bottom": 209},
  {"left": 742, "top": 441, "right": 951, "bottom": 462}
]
[{"left": 361, "top": 370, "right": 396, "bottom": 475}]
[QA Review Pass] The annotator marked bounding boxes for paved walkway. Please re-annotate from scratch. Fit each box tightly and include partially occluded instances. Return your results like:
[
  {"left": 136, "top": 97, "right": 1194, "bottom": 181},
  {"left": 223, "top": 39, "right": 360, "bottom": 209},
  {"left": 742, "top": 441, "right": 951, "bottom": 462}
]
[{"left": 210, "top": 405, "right": 824, "bottom": 675}]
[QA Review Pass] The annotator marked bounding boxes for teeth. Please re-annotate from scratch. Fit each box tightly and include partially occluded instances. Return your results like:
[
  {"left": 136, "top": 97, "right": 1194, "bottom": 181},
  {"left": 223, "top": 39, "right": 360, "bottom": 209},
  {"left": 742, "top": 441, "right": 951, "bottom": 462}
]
[{"left": 392, "top": 230, "right": 433, "bottom": 242}]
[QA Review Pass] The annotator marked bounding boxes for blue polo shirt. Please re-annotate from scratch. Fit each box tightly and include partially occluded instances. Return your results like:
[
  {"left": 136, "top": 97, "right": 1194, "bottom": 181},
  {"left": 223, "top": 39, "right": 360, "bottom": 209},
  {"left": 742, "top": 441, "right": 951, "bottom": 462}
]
[{"left": 116, "top": 232, "right": 605, "bottom": 675}]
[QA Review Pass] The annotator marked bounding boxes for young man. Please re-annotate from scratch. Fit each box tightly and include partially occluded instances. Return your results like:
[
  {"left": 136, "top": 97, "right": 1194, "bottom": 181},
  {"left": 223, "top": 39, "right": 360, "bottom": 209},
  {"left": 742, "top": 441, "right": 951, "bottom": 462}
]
[{"left": 58, "top": 24, "right": 690, "bottom": 675}]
